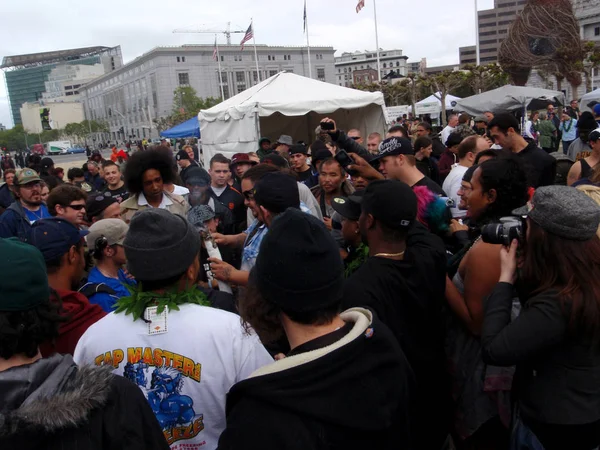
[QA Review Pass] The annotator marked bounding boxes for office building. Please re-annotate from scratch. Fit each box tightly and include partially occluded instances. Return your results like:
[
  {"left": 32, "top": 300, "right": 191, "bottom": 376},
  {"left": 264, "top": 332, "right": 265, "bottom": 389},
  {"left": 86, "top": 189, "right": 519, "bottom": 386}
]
[
  {"left": 79, "top": 44, "right": 335, "bottom": 141},
  {"left": 334, "top": 49, "right": 409, "bottom": 87},
  {"left": 20, "top": 101, "right": 85, "bottom": 134},
  {"left": 458, "top": 0, "right": 527, "bottom": 67},
  {"left": 1, "top": 46, "right": 123, "bottom": 125}
]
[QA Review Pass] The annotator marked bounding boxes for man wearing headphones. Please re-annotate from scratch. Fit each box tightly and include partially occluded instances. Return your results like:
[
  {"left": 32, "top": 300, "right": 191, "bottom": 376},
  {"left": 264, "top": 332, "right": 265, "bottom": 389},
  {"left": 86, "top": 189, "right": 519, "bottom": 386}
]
[{"left": 83, "top": 218, "right": 135, "bottom": 312}]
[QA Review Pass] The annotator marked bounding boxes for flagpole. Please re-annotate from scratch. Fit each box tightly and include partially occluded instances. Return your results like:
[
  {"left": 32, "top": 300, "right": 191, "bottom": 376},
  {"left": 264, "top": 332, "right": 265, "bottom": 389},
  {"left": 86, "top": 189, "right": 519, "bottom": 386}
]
[
  {"left": 304, "top": 0, "right": 313, "bottom": 78},
  {"left": 251, "top": 18, "right": 261, "bottom": 82},
  {"left": 373, "top": 0, "right": 381, "bottom": 82},
  {"left": 474, "top": 0, "right": 480, "bottom": 66},
  {"left": 215, "top": 35, "right": 225, "bottom": 101}
]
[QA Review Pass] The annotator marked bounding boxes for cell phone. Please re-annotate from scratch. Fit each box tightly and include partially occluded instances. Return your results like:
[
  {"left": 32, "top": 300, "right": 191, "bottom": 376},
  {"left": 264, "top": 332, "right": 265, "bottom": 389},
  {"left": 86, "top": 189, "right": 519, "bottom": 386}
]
[
  {"left": 320, "top": 121, "right": 335, "bottom": 131},
  {"left": 334, "top": 149, "right": 354, "bottom": 170}
]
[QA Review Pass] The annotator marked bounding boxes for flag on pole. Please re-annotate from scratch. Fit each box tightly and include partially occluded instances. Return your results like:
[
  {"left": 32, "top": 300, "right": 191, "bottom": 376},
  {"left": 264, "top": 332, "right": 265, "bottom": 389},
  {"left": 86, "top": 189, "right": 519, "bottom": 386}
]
[
  {"left": 240, "top": 23, "right": 253, "bottom": 50},
  {"left": 356, "top": 0, "right": 365, "bottom": 13},
  {"left": 212, "top": 37, "right": 218, "bottom": 61},
  {"left": 303, "top": 0, "right": 307, "bottom": 32}
]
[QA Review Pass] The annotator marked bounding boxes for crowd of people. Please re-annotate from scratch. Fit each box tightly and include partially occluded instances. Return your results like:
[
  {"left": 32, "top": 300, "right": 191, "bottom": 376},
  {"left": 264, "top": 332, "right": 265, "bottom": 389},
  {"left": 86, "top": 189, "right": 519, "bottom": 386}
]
[{"left": 1, "top": 105, "right": 600, "bottom": 450}]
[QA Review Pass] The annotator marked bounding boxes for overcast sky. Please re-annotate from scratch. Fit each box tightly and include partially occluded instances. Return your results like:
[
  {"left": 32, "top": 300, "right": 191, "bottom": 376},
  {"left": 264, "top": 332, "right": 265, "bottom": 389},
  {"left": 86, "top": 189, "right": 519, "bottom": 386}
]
[{"left": 0, "top": 0, "right": 494, "bottom": 128}]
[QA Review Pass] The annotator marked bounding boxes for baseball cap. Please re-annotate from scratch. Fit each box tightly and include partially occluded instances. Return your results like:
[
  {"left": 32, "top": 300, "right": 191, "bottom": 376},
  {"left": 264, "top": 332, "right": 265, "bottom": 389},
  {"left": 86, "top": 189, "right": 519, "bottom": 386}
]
[
  {"left": 254, "top": 172, "right": 300, "bottom": 213},
  {"left": 371, "top": 137, "right": 414, "bottom": 162},
  {"left": 276, "top": 135, "right": 293, "bottom": 146},
  {"left": 594, "top": 104, "right": 600, "bottom": 116},
  {"left": 588, "top": 127, "right": 600, "bottom": 142},
  {"left": 331, "top": 191, "right": 364, "bottom": 221},
  {"left": 30, "top": 217, "right": 89, "bottom": 262},
  {"left": 176, "top": 149, "right": 190, "bottom": 161},
  {"left": 0, "top": 238, "right": 50, "bottom": 311},
  {"left": 86, "top": 193, "right": 118, "bottom": 219},
  {"left": 230, "top": 153, "right": 258, "bottom": 167},
  {"left": 513, "top": 185, "right": 600, "bottom": 241},
  {"left": 187, "top": 205, "right": 216, "bottom": 227},
  {"left": 474, "top": 115, "right": 488, "bottom": 124},
  {"left": 86, "top": 219, "right": 129, "bottom": 252},
  {"left": 358, "top": 180, "right": 417, "bottom": 229},
  {"left": 289, "top": 144, "right": 308, "bottom": 155},
  {"left": 15, "top": 168, "right": 41, "bottom": 186}
]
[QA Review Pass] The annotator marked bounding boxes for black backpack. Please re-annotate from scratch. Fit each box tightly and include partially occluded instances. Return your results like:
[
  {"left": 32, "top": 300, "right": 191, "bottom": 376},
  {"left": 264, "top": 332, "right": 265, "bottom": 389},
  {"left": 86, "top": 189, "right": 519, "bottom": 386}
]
[{"left": 78, "top": 282, "right": 117, "bottom": 299}]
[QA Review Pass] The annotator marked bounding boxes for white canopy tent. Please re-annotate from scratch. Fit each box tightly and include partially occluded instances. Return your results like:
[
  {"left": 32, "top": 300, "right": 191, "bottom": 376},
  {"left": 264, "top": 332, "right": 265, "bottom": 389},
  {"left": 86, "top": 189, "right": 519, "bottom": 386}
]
[
  {"left": 415, "top": 93, "right": 462, "bottom": 115},
  {"left": 580, "top": 90, "right": 600, "bottom": 113},
  {"left": 198, "top": 72, "right": 386, "bottom": 166}
]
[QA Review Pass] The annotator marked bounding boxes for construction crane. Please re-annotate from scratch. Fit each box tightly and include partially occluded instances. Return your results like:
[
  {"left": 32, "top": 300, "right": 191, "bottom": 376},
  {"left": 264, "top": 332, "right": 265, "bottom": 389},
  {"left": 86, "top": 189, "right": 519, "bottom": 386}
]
[{"left": 173, "top": 22, "right": 245, "bottom": 45}]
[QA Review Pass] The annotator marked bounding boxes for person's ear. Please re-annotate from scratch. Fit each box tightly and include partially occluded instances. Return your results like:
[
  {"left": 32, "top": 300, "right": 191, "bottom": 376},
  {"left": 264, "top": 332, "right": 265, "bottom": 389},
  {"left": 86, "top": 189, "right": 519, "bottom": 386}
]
[
  {"left": 486, "top": 188, "right": 498, "bottom": 204},
  {"left": 56, "top": 205, "right": 66, "bottom": 216},
  {"left": 185, "top": 257, "right": 200, "bottom": 282},
  {"left": 68, "top": 245, "right": 79, "bottom": 266},
  {"left": 366, "top": 213, "right": 375, "bottom": 230}
]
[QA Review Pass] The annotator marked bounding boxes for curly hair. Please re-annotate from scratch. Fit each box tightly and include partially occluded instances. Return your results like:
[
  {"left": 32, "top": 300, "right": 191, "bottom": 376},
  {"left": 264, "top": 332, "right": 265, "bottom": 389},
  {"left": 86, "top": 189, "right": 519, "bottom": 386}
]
[
  {"left": 476, "top": 155, "right": 528, "bottom": 225},
  {"left": 0, "top": 294, "right": 65, "bottom": 360},
  {"left": 123, "top": 146, "right": 176, "bottom": 194}
]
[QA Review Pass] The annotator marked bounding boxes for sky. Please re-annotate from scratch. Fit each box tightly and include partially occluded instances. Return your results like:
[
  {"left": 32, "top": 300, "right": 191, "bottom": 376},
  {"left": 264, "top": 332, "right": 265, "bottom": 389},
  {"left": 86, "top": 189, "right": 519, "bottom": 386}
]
[{"left": 0, "top": 0, "right": 494, "bottom": 129}]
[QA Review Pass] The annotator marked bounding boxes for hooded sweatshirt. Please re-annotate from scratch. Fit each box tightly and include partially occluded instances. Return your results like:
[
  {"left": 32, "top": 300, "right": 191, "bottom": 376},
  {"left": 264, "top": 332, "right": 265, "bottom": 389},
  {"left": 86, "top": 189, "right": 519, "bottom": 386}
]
[
  {"left": 0, "top": 354, "right": 168, "bottom": 450},
  {"left": 216, "top": 308, "right": 413, "bottom": 450},
  {"left": 39, "top": 289, "right": 106, "bottom": 357}
]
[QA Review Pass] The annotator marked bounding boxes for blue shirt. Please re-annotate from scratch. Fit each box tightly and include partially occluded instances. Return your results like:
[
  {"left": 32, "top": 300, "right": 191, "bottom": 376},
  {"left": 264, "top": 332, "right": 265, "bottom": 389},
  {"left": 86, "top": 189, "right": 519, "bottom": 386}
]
[
  {"left": 559, "top": 118, "right": 577, "bottom": 142},
  {"left": 24, "top": 204, "right": 52, "bottom": 224},
  {"left": 86, "top": 267, "right": 135, "bottom": 312},
  {"left": 241, "top": 219, "right": 268, "bottom": 272}
]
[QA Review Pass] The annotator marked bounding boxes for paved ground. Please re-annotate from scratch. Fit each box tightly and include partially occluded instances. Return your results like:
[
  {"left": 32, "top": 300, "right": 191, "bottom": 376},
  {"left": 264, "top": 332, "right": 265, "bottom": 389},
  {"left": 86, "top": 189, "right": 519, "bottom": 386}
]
[{"left": 45, "top": 149, "right": 112, "bottom": 176}]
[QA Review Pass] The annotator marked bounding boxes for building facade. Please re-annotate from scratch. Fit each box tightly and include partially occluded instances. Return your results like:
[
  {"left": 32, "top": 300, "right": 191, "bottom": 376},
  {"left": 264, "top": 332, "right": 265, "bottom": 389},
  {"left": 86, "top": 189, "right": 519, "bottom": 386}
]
[
  {"left": 1, "top": 46, "right": 123, "bottom": 125},
  {"left": 79, "top": 45, "right": 335, "bottom": 141},
  {"left": 334, "top": 49, "right": 409, "bottom": 87}
]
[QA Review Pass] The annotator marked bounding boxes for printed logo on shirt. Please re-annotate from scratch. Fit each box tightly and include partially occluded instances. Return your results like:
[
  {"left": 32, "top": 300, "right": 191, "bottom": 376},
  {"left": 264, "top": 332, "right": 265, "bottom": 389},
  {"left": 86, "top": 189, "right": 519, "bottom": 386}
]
[
  {"left": 94, "top": 347, "right": 205, "bottom": 447},
  {"left": 228, "top": 202, "right": 234, "bottom": 210}
]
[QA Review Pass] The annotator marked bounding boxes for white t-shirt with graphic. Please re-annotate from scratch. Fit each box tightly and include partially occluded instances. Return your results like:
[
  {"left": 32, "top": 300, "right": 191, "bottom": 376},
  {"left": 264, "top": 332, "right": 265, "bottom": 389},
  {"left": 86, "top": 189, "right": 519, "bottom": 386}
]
[{"left": 74, "top": 304, "right": 273, "bottom": 450}]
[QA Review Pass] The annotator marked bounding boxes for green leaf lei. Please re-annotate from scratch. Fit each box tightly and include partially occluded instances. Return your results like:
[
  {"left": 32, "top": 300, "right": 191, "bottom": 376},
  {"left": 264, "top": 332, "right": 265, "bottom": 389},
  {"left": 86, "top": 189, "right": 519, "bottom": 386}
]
[{"left": 114, "top": 283, "right": 210, "bottom": 321}]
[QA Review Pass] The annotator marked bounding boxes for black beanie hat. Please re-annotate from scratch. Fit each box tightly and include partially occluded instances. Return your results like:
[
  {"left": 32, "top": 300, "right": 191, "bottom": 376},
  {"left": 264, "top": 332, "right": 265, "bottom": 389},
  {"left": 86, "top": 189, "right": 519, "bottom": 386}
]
[
  {"left": 124, "top": 209, "right": 200, "bottom": 281},
  {"left": 253, "top": 208, "right": 344, "bottom": 313}
]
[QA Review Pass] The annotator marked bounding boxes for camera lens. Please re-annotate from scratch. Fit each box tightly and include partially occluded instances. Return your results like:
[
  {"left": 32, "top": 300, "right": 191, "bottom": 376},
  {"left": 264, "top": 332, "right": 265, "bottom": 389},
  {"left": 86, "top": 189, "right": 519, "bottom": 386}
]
[{"left": 481, "top": 223, "right": 504, "bottom": 245}]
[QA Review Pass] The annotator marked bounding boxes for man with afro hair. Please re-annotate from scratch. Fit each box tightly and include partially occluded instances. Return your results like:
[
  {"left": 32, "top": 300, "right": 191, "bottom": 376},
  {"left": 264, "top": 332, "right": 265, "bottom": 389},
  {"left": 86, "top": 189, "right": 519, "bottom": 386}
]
[{"left": 120, "top": 146, "right": 189, "bottom": 223}]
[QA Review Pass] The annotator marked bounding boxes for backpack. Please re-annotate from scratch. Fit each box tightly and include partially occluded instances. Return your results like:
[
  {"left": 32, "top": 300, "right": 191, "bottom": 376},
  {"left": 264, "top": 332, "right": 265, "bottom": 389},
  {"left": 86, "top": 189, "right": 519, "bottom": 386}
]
[{"left": 78, "top": 282, "right": 117, "bottom": 299}]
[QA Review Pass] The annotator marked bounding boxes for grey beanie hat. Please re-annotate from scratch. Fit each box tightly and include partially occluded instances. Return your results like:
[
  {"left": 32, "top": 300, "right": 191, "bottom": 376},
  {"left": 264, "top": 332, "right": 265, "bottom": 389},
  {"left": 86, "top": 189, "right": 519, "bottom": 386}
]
[
  {"left": 124, "top": 209, "right": 201, "bottom": 281},
  {"left": 513, "top": 185, "right": 600, "bottom": 241}
]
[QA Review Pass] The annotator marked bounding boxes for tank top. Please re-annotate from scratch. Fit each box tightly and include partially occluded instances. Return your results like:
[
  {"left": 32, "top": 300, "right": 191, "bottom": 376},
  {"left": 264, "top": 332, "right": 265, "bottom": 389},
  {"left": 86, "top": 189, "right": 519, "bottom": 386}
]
[{"left": 580, "top": 158, "right": 593, "bottom": 180}]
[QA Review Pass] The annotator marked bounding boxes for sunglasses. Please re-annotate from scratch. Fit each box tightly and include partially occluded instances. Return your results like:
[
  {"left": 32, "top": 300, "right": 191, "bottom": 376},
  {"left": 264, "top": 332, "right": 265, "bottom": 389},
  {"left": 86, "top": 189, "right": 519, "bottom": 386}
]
[
  {"left": 351, "top": 136, "right": 361, "bottom": 141},
  {"left": 243, "top": 189, "right": 255, "bottom": 200},
  {"left": 66, "top": 204, "right": 86, "bottom": 211}
]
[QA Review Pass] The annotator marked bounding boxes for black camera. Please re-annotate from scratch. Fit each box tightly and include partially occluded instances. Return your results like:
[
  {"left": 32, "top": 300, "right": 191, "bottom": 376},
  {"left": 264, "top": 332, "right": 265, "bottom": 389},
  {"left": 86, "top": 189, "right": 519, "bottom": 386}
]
[
  {"left": 320, "top": 121, "right": 335, "bottom": 131},
  {"left": 481, "top": 216, "right": 524, "bottom": 246}
]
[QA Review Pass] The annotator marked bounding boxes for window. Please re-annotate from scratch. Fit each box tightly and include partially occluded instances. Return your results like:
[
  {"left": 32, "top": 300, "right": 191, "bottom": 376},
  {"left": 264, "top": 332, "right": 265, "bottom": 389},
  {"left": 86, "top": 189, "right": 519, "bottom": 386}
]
[
  {"left": 480, "top": 39, "right": 496, "bottom": 45},
  {"left": 178, "top": 73, "right": 190, "bottom": 85},
  {"left": 177, "top": 57, "right": 180, "bottom": 62},
  {"left": 235, "top": 71, "right": 245, "bottom": 83},
  {"left": 269, "top": 70, "right": 277, "bottom": 77},
  {"left": 223, "top": 86, "right": 230, "bottom": 99},
  {"left": 396, "top": 61, "right": 400, "bottom": 67},
  {"left": 268, "top": 55, "right": 271, "bottom": 61},
  {"left": 219, "top": 72, "right": 227, "bottom": 83},
  {"left": 237, "top": 84, "right": 246, "bottom": 93},
  {"left": 182, "top": 56, "right": 186, "bottom": 62},
  {"left": 595, "top": 27, "right": 600, "bottom": 36},
  {"left": 220, "top": 55, "right": 224, "bottom": 61},
  {"left": 317, "top": 67, "right": 325, "bottom": 81}
]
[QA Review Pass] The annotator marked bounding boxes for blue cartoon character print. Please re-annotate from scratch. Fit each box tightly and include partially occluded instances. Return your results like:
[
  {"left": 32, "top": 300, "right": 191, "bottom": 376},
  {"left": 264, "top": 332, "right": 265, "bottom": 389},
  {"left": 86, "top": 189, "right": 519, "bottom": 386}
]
[{"left": 148, "top": 367, "right": 195, "bottom": 429}]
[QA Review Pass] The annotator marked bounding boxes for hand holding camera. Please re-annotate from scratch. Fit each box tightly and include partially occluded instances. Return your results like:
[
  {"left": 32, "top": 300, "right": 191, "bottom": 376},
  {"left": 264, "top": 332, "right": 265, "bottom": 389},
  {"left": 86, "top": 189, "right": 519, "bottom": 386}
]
[
  {"left": 320, "top": 118, "right": 337, "bottom": 133},
  {"left": 499, "top": 239, "right": 518, "bottom": 284}
]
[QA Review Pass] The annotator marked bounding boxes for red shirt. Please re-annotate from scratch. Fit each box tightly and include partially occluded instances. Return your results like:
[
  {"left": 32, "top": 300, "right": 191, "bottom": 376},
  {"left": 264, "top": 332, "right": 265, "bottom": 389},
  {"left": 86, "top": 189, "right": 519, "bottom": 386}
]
[{"left": 40, "top": 289, "right": 106, "bottom": 357}]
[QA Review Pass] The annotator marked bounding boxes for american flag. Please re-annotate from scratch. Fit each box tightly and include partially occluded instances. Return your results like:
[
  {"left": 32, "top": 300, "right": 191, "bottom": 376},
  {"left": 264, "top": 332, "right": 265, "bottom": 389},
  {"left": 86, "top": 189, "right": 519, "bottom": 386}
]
[
  {"left": 240, "top": 23, "right": 253, "bottom": 50},
  {"left": 356, "top": 0, "right": 365, "bottom": 13},
  {"left": 212, "top": 37, "right": 218, "bottom": 61},
  {"left": 303, "top": 0, "right": 307, "bottom": 32}
]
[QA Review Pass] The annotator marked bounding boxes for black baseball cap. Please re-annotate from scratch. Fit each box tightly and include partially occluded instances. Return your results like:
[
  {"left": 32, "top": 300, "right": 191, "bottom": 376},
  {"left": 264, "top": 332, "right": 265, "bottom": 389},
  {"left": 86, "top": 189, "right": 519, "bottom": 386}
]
[
  {"left": 371, "top": 137, "right": 414, "bottom": 162},
  {"left": 331, "top": 191, "right": 364, "bottom": 221},
  {"left": 260, "top": 153, "right": 289, "bottom": 168},
  {"left": 289, "top": 144, "right": 308, "bottom": 155},
  {"left": 30, "top": 217, "right": 89, "bottom": 262},
  {"left": 184, "top": 166, "right": 211, "bottom": 187},
  {"left": 86, "top": 193, "right": 118, "bottom": 219},
  {"left": 254, "top": 172, "right": 300, "bottom": 213},
  {"left": 445, "top": 132, "right": 463, "bottom": 148},
  {"left": 357, "top": 180, "right": 416, "bottom": 229}
]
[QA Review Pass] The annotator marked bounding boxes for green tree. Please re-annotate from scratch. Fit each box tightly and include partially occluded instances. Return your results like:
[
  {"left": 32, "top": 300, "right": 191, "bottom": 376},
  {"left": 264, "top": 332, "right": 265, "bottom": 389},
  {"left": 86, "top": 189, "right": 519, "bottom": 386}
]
[
  {"left": 462, "top": 64, "right": 510, "bottom": 95},
  {"left": 171, "top": 86, "right": 221, "bottom": 123},
  {"left": 421, "top": 71, "right": 466, "bottom": 125}
]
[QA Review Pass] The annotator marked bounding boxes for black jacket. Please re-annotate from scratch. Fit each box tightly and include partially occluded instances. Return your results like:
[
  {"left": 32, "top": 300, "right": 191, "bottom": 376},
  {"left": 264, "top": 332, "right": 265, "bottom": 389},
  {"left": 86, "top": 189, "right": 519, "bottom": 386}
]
[
  {"left": 516, "top": 141, "right": 557, "bottom": 188},
  {"left": 0, "top": 354, "right": 168, "bottom": 450},
  {"left": 210, "top": 185, "right": 246, "bottom": 234},
  {"left": 431, "top": 136, "right": 446, "bottom": 159},
  {"left": 342, "top": 222, "right": 450, "bottom": 450},
  {"left": 482, "top": 283, "right": 600, "bottom": 426},
  {"left": 332, "top": 130, "right": 373, "bottom": 161},
  {"left": 217, "top": 308, "right": 413, "bottom": 450}
]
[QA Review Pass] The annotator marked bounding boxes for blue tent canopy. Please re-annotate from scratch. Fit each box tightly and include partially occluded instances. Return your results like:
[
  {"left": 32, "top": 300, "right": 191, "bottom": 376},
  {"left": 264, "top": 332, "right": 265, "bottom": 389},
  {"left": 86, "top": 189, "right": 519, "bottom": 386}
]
[{"left": 160, "top": 117, "right": 200, "bottom": 138}]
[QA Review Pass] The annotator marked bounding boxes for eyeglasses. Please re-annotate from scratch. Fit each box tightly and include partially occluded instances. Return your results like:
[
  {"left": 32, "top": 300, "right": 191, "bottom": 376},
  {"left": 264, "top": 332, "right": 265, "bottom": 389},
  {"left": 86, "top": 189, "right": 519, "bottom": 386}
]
[
  {"left": 243, "top": 189, "right": 255, "bottom": 200},
  {"left": 66, "top": 204, "right": 86, "bottom": 211}
]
